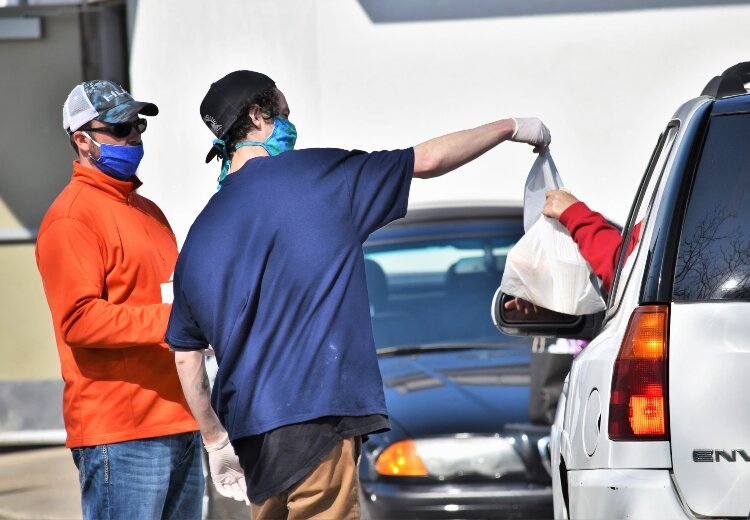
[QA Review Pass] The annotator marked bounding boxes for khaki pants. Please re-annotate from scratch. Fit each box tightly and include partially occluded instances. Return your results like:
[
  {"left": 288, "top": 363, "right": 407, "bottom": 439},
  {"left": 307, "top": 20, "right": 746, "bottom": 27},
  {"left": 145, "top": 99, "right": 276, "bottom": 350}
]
[{"left": 250, "top": 437, "right": 362, "bottom": 520}]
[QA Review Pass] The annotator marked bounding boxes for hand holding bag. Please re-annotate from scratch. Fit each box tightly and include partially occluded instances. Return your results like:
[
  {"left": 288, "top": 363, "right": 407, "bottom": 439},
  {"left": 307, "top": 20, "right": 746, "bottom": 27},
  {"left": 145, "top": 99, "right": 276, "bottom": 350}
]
[{"left": 499, "top": 152, "right": 605, "bottom": 315}]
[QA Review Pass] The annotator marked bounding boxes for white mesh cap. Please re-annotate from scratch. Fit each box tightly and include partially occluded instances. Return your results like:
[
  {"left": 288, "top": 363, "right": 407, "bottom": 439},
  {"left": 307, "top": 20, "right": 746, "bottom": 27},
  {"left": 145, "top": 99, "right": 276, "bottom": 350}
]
[
  {"left": 62, "top": 84, "right": 99, "bottom": 133},
  {"left": 61, "top": 80, "right": 158, "bottom": 133}
]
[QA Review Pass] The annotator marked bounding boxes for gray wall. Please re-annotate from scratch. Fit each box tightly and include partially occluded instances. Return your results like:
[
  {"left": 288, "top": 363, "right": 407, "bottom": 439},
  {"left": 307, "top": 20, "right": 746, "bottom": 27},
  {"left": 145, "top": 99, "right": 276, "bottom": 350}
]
[
  {"left": 0, "top": 0, "right": 128, "bottom": 446},
  {"left": 0, "top": 7, "right": 128, "bottom": 440},
  {"left": 0, "top": 12, "right": 82, "bottom": 233},
  {"left": 0, "top": 15, "right": 83, "bottom": 446},
  {"left": 0, "top": 14, "right": 82, "bottom": 410},
  {"left": 0, "top": 13, "right": 83, "bottom": 391}
]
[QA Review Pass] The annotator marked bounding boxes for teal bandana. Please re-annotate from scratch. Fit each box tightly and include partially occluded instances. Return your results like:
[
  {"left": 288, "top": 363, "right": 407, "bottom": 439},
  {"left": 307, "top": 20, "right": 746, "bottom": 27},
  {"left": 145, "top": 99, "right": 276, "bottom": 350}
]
[
  {"left": 214, "top": 117, "right": 297, "bottom": 190},
  {"left": 234, "top": 117, "right": 297, "bottom": 157}
]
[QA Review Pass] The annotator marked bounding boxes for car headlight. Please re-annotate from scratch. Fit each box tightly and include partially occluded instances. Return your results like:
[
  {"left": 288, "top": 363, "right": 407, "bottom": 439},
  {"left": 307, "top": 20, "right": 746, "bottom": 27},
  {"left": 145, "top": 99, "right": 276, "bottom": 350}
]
[{"left": 375, "top": 435, "right": 525, "bottom": 479}]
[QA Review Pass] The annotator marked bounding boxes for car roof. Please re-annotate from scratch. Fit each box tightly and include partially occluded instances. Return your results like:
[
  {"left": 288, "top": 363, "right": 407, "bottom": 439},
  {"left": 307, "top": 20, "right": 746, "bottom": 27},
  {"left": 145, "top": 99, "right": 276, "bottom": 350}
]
[
  {"left": 711, "top": 90, "right": 750, "bottom": 115},
  {"left": 698, "top": 62, "right": 750, "bottom": 115},
  {"left": 385, "top": 200, "right": 523, "bottom": 228}
]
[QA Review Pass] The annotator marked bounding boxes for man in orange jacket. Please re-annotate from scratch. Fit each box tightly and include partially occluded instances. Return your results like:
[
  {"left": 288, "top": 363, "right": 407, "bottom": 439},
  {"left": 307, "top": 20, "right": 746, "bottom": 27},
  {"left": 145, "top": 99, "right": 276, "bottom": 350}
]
[{"left": 36, "top": 80, "right": 246, "bottom": 519}]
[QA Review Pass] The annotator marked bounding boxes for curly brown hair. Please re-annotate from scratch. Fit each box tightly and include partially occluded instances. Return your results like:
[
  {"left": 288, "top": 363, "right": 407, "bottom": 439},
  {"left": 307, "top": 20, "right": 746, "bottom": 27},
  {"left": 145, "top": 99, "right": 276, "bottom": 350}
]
[{"left": 224, "top": 86, "right": 280, "bottom": 158}]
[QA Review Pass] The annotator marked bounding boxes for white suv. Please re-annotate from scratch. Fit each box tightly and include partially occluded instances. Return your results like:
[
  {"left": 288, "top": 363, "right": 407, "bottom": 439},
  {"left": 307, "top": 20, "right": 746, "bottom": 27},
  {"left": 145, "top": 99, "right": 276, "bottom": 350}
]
[{"left": 494, "top": 61, "right": 750, "bottom": 518}]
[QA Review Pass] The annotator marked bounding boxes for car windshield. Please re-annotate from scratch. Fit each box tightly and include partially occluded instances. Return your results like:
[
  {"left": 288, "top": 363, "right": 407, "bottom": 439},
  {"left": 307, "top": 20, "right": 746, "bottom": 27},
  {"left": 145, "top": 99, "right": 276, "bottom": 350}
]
[{"left": 364, "top": 218, "right": 526, "bottom": 349}]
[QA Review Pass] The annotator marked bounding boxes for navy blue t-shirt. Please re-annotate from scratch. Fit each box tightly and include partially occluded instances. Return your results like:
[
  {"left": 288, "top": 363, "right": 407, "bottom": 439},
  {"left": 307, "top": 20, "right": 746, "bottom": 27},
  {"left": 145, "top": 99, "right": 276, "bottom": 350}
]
[{"left": 166, "top": 147, "right": 414, "bottom": 440}]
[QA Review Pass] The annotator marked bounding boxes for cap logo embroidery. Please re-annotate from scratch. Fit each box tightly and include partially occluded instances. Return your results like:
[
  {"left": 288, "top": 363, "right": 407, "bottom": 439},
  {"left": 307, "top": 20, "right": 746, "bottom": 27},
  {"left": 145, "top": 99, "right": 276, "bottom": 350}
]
[
  {"left": 204, "top": 115, "right": 222, "bottom": 134},
  {"left": 101, "top": 89, "right": 128, "bottom": 102}
]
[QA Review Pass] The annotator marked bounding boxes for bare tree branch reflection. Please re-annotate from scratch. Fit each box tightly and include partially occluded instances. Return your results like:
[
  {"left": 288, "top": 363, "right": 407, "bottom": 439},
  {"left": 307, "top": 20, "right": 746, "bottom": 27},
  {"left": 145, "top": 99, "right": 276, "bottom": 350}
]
[{"left": 674, "top": 206, "right": 750, "bottom": 300}]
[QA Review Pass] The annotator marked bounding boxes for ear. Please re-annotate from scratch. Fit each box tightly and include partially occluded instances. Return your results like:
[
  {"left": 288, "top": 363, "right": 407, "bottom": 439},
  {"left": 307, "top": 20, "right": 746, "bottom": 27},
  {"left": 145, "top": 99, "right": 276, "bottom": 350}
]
[
  {"left": 72, "top": 131, "right": 93, "bottom": 157},
  {"left": 247, "top": 105, "right": 263, "bottom": 127}
]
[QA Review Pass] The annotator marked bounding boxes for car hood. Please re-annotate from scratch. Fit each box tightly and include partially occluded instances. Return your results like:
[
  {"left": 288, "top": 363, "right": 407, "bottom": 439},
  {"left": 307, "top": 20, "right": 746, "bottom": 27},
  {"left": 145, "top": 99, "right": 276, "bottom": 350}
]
[{"left": 378, "top": 345, "right": 531, "bottom": 438}]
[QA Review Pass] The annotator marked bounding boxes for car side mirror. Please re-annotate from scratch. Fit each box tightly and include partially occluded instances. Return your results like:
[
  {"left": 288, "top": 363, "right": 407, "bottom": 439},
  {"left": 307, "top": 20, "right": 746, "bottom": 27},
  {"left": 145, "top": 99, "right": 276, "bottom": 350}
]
[{"left": 491, "top": 289, "right": 605, "bottom": 340}]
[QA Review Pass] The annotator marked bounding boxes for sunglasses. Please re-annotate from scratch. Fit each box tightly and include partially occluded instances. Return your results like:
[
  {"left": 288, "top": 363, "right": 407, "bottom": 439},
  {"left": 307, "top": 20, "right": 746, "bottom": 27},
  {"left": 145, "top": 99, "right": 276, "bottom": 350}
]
[{"left": 79, "top": 118, "right": 148, "bottom": 139}]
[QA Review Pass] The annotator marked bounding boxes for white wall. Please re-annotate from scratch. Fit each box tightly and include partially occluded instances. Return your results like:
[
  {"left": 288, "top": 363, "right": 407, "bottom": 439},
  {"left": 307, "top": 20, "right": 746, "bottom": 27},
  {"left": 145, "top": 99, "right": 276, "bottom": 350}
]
[{"left": 129, "top": 0, "right": 750, "bottom": 245}]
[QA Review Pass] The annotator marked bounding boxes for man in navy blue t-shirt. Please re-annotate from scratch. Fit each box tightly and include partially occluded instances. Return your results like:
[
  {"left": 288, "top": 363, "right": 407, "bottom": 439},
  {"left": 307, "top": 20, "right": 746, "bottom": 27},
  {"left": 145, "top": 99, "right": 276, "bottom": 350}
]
[{"left": 168, "top": 70, "right": 551, "bottom": 519}]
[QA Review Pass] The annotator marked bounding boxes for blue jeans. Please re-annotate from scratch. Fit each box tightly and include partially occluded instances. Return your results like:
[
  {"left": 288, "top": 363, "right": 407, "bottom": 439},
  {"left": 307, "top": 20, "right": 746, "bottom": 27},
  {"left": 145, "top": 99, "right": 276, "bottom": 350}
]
[{"left": 71, "top": 431, "right": 204, "bottom": 520}]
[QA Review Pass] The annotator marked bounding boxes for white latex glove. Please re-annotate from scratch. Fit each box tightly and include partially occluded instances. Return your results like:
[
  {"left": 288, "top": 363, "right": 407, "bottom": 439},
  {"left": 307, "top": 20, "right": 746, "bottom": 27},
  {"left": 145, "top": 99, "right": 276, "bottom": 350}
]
[
  {"left": 511, "top": 117, "right": 551, "bottom": 150},
  {"left": 206, "top": 435, "right": 249, "bottom": 505}
]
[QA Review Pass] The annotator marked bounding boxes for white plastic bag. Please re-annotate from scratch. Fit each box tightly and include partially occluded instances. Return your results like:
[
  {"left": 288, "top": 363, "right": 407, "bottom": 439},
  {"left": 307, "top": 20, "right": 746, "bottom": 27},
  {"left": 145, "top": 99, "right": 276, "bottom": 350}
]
[
  {"left": 524, "top": 152, "right": 563, "bottom": 232},
  {"left": 500, "top": 152, "right": 605, "bottom": 315}
]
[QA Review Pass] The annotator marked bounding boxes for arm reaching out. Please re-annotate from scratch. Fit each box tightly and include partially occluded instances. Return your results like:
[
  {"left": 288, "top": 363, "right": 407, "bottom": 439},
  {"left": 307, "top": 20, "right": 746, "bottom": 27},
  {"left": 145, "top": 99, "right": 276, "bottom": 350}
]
[
  {"left": 546, "top": 192, "right": 642, "bottom": 295},
  {"left": 413, "top": 117, "right": 551, "bottom": 179},
  {"left": 174, "top": 350, "right": 249, "bottom": 505}
]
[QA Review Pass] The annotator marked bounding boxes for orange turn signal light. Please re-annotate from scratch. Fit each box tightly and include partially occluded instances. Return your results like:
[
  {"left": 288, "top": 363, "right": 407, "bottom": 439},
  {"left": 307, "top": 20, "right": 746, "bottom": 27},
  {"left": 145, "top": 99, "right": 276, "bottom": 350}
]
[
  {"left": 375, "top": 439, "right": 429, "bottom": 476},
  {"left": 628, "top": 309, "right": 667, "bottom": 360}
]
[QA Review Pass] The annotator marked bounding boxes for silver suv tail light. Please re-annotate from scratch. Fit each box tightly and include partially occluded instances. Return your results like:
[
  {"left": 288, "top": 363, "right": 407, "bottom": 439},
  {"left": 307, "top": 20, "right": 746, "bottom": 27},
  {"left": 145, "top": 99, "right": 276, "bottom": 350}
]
[{"left": 608, "top": 305, "right": 670, "bottom": 441}]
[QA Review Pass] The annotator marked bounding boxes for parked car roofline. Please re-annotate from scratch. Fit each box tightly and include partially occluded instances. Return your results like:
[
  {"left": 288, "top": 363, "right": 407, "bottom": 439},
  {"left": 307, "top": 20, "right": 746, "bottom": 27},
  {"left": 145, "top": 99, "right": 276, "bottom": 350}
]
[{"left": 387, "top": 200, "right": 523, "bottom": 228}]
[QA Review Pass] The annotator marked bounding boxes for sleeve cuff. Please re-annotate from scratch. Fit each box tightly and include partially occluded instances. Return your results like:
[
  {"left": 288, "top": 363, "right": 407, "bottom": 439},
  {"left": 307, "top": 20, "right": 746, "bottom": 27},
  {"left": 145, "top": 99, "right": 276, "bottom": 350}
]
[
  {"left": 168, "top": 344, "right": 208, "bottom": 352},
  {"left": 558, "top": 201, "right": 592, "bottom": 229},
  {"left": 166, "top": 335, "right": 209, "bottom": 352},
  {"left": 397, "top": 148, "right": 415, "bottom": 218}
]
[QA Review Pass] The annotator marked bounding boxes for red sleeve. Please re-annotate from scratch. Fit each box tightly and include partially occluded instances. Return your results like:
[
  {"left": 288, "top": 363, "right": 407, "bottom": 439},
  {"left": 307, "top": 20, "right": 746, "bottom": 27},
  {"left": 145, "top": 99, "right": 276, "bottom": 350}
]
[
  {"left": 36, "top": 218, "right": 171, "bottom": 349},
  {"left": 558, "top": 202, "right": 641, "bottom": 295}
]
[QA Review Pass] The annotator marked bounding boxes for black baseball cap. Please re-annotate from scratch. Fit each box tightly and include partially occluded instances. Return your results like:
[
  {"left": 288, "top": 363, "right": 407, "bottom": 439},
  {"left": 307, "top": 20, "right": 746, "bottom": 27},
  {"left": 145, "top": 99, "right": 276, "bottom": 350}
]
[{"left": 200, "top": 70, "right": 276, "bottom": 163}]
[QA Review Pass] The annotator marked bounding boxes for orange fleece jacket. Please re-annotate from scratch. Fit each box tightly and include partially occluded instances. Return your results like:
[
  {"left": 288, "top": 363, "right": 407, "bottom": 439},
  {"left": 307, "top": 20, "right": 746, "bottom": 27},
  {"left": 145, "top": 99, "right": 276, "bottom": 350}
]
[{"left": 36, "top": 161, "right": 197, "bottom": 448}]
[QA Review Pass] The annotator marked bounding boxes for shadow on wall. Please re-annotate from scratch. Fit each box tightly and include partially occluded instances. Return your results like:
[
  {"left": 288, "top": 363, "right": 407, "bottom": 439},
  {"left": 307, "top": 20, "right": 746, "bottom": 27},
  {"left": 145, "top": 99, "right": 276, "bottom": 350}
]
[
  {"left": 357, "top": 0, "right": 750, "bottom": 23},
  {"left": 0, "top": 151, "right": 71, "bottom": 234}
]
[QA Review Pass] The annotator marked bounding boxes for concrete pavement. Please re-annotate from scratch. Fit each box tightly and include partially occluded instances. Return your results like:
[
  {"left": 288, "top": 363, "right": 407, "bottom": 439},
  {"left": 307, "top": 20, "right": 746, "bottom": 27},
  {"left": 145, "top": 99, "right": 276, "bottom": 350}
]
[
  {"left": 0, "top": 447, "right": 251, "bottom": 520},
  {"left": 0, "top": 446, "right": 80, "bottom": 520}
]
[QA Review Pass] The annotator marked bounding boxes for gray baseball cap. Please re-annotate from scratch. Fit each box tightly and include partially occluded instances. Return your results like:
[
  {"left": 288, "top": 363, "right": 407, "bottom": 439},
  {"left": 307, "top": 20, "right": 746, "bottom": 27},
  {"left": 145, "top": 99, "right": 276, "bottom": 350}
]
[{"left": 63, "top": 80, "right": 158, "bottom": 133}]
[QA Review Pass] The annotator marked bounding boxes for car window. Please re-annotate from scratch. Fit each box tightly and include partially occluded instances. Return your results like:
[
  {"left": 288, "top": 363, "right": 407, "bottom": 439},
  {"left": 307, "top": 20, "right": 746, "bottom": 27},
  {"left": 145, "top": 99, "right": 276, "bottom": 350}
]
[
  {"left": 608, "top": 124, "right": 679, "bottom": 311},
  {"left": 673, "top": 113, "right": 750, "bottom": 301},
  {"left": 364, "top": 228, "right": 525, "bottom": 349}
]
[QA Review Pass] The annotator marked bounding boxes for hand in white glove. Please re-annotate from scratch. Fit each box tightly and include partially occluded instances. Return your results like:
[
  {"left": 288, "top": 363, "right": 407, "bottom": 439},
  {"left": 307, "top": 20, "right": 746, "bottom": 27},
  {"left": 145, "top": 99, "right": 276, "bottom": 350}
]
[
  {"left": 205, "top": 433, "right": 249, "bottom": 505},
  {"left": 511, "top": 117, "right": 551, "bottom": 151}
]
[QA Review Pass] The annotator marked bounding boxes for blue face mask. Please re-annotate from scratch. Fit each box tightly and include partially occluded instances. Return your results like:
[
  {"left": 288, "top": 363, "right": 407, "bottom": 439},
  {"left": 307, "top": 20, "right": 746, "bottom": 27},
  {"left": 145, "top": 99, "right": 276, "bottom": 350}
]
[
  {"left": 214, "top": 116, "right": 297, "bottom": 188},
  {"left": 83, "top": 132, "right": 144, "bottom": 181}
]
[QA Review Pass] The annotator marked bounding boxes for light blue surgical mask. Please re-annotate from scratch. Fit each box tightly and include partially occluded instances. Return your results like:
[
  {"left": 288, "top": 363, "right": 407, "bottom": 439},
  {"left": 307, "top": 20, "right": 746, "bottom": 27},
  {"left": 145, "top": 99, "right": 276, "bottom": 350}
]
[
  {"left": 214, "top": 117, "right": 297, "bottom": 189},
  {"left": 83, "top": 131, "right": 144, "bottom": 181}
]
